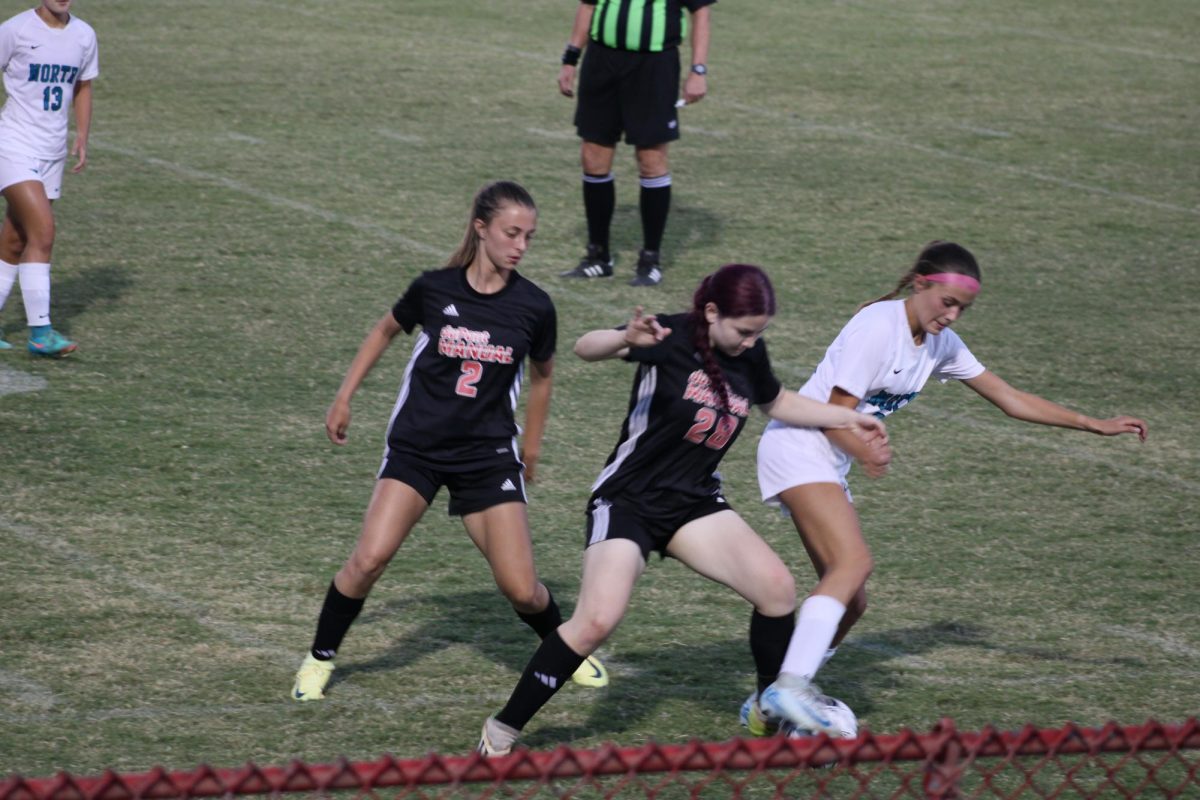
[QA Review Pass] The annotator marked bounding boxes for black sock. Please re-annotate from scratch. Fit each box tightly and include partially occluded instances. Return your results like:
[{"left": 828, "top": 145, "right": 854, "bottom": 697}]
[
  {"left": 496, "top": 629, "right": 586, "bottom": 730},
  {"left": 516, "top": 589, "right": 563, "bottom": 639},
  {"left": 582, "top": 173, "right": 615, "bottom": 259},
  {"left": 310, "top": 581, "right": 366, "bottom": 660},
  {"left": 639, "top": 174, "right": 671, "bottom": 253},
  {"left": 750, "top": 608, "right": 795, "bottom": 696}
]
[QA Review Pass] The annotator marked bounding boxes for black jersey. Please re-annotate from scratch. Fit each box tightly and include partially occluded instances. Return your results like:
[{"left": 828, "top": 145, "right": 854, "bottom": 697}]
[
  {"left": 385, "top": 267, "right": 556, "bottom": 465},
  {"left": 591, "top": 312, "right": 781, "bottom": 511}
]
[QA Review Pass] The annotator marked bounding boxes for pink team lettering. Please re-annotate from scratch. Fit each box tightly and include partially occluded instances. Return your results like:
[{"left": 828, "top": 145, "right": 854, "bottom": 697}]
[
  {"left": 682, "top": 370, "right": 750, "bottom": 417},
  {"left": 438, "top": 326, "right": 514, "bottom": 364}
]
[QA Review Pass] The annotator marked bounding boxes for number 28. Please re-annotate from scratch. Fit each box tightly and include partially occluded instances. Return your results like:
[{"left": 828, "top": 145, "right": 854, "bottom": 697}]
[{"left": 683, "top": 407, "right": 738, "bottom": 449}]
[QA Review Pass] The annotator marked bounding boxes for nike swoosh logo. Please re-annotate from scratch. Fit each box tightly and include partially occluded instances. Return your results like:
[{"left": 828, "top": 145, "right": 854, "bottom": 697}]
[
  {"left": 892, "top": 368, "right": 903, "bottom": 374},
  {"left": 30, "top": 45, "right": 41, "bottom": 50},
  {"left": 587, "top": 659, "right": 602, "bottom": 679},
  {"left": 293, "top": 689, "right": 305, "bottom": 698}
]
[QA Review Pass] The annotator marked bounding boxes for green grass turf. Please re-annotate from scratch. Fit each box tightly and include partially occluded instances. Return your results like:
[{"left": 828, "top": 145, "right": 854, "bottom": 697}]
[{"left": 0, "top": 0, "right": 1196, "bottom": 777}]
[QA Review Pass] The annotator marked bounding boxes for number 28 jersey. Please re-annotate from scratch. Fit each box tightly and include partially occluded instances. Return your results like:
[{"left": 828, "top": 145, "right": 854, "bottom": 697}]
[
  {"left": 592, "top": 313, "right": 782, "bottom": 511},
  {"left": 386, "top": 267, "right": 557, "bottom": 465}
]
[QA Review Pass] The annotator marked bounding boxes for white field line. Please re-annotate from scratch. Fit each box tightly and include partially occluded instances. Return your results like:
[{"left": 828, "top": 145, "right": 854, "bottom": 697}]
[
  {"left": 836, "top": 0, "right": 1200, "bottom": 65},
  {"left": 224, "top": 132, "right": 265, "bottom": 145},
  {"left": 0, "top": 364, "right": 48, "bottom": 397},
  {"left": 0, "top": 669, "right": 61, "bottom": 711},
  {"left": 715, "top": 99, "right": 1198, "bottom": 217},
  {"left": 1105, "top": 626, "right": 1200, "bottom": 659},
  {"left": 89, "top": 139, "right": 443, "bottom": 258},
  {"left": 952, "top": 124, "right": 1012, "bottom": 139},
  {"left": 376, "top": 128, "right": 424, "bottom": 144},
  {"left": 526, "top": 127, "right": 576, "bottom": 141}
]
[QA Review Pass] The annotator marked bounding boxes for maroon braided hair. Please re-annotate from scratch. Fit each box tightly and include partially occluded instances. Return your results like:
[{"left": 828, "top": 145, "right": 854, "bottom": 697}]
[{"left": 687, "top": 264, "right": 777, "bottom": 411}]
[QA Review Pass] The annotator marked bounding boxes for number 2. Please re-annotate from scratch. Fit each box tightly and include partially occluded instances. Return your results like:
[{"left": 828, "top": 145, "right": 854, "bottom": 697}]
[{"left": 455, "top": 360, "right": 483, "bottom": 398}]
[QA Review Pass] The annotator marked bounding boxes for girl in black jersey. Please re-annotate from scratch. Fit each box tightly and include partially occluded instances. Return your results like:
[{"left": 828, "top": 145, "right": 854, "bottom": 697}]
[
  {"left": 477, "top": 264, "right": 887, "bottom": 755},
  {"left": 291, "top": 181, "right": 606, "bottom": 701}
]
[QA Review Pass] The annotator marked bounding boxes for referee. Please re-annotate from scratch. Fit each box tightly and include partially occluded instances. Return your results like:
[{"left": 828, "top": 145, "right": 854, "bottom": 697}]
[{"left": 557, "top": 0, "right": 715, "bottom": 287}]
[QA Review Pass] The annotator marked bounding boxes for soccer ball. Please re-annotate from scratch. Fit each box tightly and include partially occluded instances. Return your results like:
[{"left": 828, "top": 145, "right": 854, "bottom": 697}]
[{"left": 784, "top": 696, "right": 858, "bottom": 739}]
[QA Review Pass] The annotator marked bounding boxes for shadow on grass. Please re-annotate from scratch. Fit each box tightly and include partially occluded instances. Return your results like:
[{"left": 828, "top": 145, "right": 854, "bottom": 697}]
[
  {"left": 45, "top": 264, "right": 135, "bottom": 331},
  {"left": 572, "top": 202, "right": 724, "bottom": 273}
]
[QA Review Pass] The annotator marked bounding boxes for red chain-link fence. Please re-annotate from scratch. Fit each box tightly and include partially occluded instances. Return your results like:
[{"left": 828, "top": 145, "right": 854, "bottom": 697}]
[{"left": 3, "top": 719, "right": 1197, "bottom": 800}]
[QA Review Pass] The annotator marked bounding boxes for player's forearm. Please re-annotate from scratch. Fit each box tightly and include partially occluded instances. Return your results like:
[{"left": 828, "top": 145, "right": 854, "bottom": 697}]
[
  {"left": 569, "top": 4, "right": 594, "bottom": 48},
  {"left": 523, "top": 377, "right": 553, "bottom": 455},
  {"left": 72, "top": 82, "right": 93, "bottom": 144},
  {"left": 689, "top": 7, "right": 711, "bottom": 66},
  {"left": 335, "top": 318, "right": 397, "bottom": 402},
  {"left": 574, "top": 329, "right": 629, "bottom": 361}
]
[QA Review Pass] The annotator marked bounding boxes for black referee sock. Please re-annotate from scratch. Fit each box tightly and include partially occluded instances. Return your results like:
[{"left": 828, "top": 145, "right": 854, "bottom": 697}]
[
  {"left": 516, "top": 589, "right": 563, "bottom": 639},
  {"left": 750, "top": 608, "right": 795, "bottom": 695},
  {"left": 310, "top": 581, "right": 366, "bottom": 661},
  {"left": 639, "top": 174, "right": 672, "bottom": 253},
  {"left": 496, "top": 630, "right": 586, "bottom": 731},
  {"left": 582, "top": 172, "right": 615, "bottom": 260}
]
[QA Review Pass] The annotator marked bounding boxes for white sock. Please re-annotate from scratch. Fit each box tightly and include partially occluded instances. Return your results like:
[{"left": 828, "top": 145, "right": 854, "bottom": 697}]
[
  {"left": 0, "top": 260, "right": 17, "bottom": 312},
  {"left": 819, "top": 647, "right": 838, "bottom": 671},
  {"left": 19, "top": 262, "right": 51, "bottom": 327},
  {"left": 779, "top": 595, "right": 846, "bottom": 680}
]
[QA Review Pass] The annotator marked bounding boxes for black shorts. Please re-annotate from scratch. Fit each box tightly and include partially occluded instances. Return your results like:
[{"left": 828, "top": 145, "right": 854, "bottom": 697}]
[
  {"left": 378, "top": 447, "right": 526, "bottom": 517},
  {"left": 575, "top": 43, "right": 681, "bottom": 147},
  {"left": 583, "top": 492, "right": 732, "bottom": 561}
]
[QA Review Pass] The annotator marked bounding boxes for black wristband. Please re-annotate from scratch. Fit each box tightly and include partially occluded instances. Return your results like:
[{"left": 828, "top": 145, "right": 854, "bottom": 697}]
[{"left": 562, "top": 44, "right": 582, "bottom": 66}]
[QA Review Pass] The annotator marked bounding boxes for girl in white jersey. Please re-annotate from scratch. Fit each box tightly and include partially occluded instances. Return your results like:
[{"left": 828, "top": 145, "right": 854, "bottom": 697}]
[
  {"left": 0, "top": 0, "right": 97, "bottom": 356},
  {"left": 748, "top": 241, "right": 1148, "bottom": 736}
]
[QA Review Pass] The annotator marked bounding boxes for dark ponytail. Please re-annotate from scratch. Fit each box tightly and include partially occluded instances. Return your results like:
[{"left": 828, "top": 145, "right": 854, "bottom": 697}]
[
  {"left": 688, "top": 264, "right": 777, "bottom": 411},
  {"left": 859, "top": 240, "right": 981, "bottom": 310}
]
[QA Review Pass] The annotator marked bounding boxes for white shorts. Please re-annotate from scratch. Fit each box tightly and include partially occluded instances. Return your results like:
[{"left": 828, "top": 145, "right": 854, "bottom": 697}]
[
  {"left": 757, "top": 421, "right": 853, "bottom": 506},
  {"left": 0, "top": 152, "right": 65, "bottom": 200}
]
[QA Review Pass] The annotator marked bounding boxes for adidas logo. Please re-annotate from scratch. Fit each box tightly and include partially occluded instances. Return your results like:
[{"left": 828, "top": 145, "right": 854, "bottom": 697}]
[
  {"left": 500, "top": 478, "right": 517, "bottom": 491},
  {"left": 442, "top": 303, "right": 459, "bottom": 316},
  {"left": 583, "top": 264, "right": 607, "bottom": 277},
  {"left": 534, "top": 671, "right": 558, "bottom": 689}
]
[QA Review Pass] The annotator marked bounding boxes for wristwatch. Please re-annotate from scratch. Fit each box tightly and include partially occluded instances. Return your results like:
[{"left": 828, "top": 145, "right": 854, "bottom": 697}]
[{"left": 690, "top": 64, "right": 708, "bottom": 75}]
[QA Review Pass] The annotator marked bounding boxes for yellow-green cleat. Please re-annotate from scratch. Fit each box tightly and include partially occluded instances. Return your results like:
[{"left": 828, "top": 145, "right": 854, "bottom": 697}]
[
  {"left": 571, "top": 654, "right": 609, "bottom": 687},
  {"left": 739, "top": 691, "right": 781, "bottom": 736},
  {"left": 291, "top": 653, "right": 334, "bottom": 701}
]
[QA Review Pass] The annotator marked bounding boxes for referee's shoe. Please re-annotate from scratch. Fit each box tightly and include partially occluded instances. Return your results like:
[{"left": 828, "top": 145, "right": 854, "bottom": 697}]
[
  {"left": 561, "top": 244, "right": 614, "bottom": 279},
  {"left": 628, "top": 249, "right": 663, "bottom": 287}
]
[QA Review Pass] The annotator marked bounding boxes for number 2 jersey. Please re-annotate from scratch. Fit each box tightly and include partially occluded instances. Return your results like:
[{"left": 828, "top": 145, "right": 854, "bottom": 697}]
[
  {"left": 0, "top": 9, "right": 99, "bottom": 160},
  {"left": 591, "top": 312, "right": 782, "bottom": 514},
  {"left": 386, "top": 267, "right": 556, "bottom": 466}
]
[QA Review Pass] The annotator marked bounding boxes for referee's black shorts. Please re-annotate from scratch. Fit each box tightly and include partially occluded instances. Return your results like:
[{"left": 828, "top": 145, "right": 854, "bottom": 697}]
[{"left": 574, "top": 43, "right": 681, "bottom": 147}]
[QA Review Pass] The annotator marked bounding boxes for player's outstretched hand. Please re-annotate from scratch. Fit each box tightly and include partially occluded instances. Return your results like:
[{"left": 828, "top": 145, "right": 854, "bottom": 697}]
[
  {"left": 623, "top": 306, "right": 671, "bottom": 349},
  {"left": 326, "top": 398, "right": 351, "bottom": 445},
  {"left": 1092, "top": 415, "right": 1148, "bottom": 441}
]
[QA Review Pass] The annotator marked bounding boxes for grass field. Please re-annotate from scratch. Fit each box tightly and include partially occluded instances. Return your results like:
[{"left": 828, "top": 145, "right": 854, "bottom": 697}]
[{"left": 0, "top": 0, "right": 1197, "bottom": 778}]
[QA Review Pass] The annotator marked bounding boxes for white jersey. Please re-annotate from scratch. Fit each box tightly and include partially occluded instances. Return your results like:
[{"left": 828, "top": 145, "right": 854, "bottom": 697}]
[
  {"left": 0, "top": 9, "right": 98, "bottom": 160},
  {"left": 758, "top": 300, "right": 985, "bottom": 498}
]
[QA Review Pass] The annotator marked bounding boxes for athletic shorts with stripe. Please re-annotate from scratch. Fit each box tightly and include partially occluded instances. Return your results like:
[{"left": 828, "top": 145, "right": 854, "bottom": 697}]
[
  {"left": 583, "top": 492, "right": 732, "bottom": 561},
  {"left": 574, "top": 43, "right": 681, "bottom": 147},
  {"left": 378, "top": 448, "right": 527, "bottom": 517}
]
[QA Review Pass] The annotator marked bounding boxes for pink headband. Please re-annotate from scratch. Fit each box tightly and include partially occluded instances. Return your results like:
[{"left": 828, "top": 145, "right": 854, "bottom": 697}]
[{"left": 922, "top": 272, "right": 981, "bottom": 293}]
